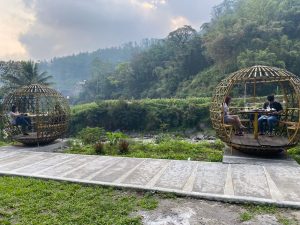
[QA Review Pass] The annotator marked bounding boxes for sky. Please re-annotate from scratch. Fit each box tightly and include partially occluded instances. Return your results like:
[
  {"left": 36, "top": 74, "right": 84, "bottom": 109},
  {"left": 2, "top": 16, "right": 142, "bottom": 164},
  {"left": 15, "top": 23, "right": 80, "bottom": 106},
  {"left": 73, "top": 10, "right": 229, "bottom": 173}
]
[{"left": 0, "top": 0, "right": 223, "bottom": 61}]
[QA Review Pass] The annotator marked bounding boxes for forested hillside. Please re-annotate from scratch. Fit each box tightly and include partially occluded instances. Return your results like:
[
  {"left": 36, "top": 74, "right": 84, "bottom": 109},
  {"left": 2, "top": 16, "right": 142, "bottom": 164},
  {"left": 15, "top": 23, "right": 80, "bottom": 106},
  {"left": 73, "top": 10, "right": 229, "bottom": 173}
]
[
  {"left": 38, "top": 39, "right": 159, "bottom": 96},
  {"left": 74, "top": 0, "right": 300, "bottom": 103}
]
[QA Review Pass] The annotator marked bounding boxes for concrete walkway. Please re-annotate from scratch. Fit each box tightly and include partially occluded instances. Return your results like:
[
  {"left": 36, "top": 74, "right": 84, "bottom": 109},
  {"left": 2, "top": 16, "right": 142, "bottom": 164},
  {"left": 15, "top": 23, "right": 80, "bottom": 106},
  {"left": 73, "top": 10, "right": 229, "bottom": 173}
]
[{"left": 0, "top": 146, "right": 299, "bottom": 208}]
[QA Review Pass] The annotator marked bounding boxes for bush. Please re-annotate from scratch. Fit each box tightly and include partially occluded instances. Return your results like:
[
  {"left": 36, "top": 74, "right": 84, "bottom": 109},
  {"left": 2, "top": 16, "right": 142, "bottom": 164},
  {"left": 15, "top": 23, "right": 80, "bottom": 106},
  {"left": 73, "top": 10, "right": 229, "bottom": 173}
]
[
  {"left": 77, "top": 127, "right": 105, "bottom": 145},
  {"left": 69, "top": 98, "right": 211, "bottom": 135},
  {"left": 118, "top": 139, "right": 130, "bottom": 154},
  {"left": 94, "top": 141, "right": 105, "bottom": 155},
  {"left": 106, "top": 131, "right": 128, "bottom": 145},
  {"left": 67, "top": 139, "right": 83, "bottom": 150},
  {"left": 154, "top": 133, "right": 173, "bottom": 144}
]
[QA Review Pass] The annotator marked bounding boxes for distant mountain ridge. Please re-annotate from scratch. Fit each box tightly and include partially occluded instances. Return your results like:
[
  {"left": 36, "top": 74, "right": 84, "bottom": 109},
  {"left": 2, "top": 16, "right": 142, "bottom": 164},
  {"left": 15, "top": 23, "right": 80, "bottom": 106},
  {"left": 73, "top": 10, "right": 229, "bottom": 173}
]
[{"left": 39, "top": 39, "right": 159, "bottom": 96}]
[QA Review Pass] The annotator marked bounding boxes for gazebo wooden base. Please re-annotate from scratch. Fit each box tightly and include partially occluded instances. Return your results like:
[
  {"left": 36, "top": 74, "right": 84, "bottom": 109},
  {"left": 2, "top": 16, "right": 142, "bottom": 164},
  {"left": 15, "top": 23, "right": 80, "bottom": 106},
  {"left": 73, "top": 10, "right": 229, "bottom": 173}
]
[
  {"left": 230, "top": 133, "right": 294, "bottom": 155},
  {"left": 13, "top": 132, "right": 62, "bottom": 145}
]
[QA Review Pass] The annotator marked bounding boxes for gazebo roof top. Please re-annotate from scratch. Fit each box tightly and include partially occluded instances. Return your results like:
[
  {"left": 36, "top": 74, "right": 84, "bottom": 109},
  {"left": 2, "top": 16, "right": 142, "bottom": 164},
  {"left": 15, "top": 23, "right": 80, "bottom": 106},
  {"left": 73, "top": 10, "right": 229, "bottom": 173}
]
[
  {"left": 14, "top": 84, "right": 62, "bottom": 96},
  {"left": 227, "top": 65, "right": 299, "bottom": 83}
]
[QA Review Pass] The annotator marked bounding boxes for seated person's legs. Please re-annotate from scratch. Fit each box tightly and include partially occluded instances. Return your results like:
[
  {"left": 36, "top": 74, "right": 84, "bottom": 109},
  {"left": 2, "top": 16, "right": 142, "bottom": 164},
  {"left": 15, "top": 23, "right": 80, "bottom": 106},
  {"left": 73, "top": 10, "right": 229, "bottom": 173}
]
[
  {"left": 225, "top": 115, "right": 243, "bottom": 135},
  {"left": 258, "top": 115, "right": 268, "bottom": 134},
  {"left": 24, "top": 117, "right": 32, "bottom": 130},
  {"left": 16, "top": 116, "right": 31, "bottom": 134},
  {"left": 231, "top": 115, "right": 246, "bottom": 129},
  {"left": 267, "top": 116, "right": 278, "bottom": 135}
]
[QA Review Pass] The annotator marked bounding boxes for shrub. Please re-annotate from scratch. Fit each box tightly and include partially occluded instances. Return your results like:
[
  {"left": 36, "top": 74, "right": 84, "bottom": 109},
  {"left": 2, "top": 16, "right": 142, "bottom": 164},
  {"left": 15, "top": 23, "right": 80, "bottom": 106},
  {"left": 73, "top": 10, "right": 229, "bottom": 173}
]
[
  {"left": 118, "top": 139, "right": 130, "bottom": 154},
  {"left": 154, "top": 133, "right": 173, "bottom": 144},
  {"left": 106, "top": 131, "right": 128, "bottom": 145},
  {"left": 69, "top": 98, "right": 211, "bottom": 135},
  {"left": 67, "top": 139, "right": 83, "bottom": 150},
  {"left": 77, "top": 127, "right": 105, "bottom": 145},
  {"left": 94, "top": 141, "right": 105, "bottom": 155}
]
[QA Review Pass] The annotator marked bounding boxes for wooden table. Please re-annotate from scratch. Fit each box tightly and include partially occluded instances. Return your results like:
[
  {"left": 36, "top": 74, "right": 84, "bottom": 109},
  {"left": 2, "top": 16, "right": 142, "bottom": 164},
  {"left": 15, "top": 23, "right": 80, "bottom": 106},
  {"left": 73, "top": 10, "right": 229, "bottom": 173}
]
[{"left": 238, "top": 109, "right": 276, "bottom": 139}]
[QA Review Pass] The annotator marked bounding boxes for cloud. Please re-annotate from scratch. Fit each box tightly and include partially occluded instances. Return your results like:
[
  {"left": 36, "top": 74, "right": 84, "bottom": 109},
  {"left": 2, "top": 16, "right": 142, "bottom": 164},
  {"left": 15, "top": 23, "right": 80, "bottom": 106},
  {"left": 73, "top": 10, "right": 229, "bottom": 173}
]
[
  {"left": 10, "top": 0, "right": 223, "bottom": 60},
  {"left": 0, "top": 0, "right": 34, "bottom": 60}
]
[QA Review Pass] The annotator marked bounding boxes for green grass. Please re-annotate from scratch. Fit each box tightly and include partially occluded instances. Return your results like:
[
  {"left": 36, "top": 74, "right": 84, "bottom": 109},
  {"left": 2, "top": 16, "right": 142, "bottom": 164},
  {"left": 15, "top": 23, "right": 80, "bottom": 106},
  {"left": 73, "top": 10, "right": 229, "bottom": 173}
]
[
  {"left": 0, "top": 176, "right": 158, "bottom": 225},
  {"left": 240, "top": 211, "right": 253, "bottom": 221},
  {"left": 240, "top": 204, "right": 298, "bottom": 224},
  {"left": 0, "top": 141, "right": 9, "bottom": 147},
  {"left": 66, "top": 139, "right": 224, "bottom": 162},
  {"left": 288, "top": 146, "right": 300, "bottom": 164}
]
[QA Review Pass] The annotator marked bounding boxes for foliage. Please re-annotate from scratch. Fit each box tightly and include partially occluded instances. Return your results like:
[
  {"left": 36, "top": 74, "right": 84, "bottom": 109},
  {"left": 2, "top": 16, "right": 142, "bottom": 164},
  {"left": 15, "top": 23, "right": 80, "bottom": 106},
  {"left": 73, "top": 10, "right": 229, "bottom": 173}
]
[
  {"left": 94, "top": 141, "right": 105, "bottom": 154},
  {"left": 204, "top": 0, "right": 300, "bottom": 74},
  {"left": 154, "top": 133, "right": 173, "bottom": 144},
  {"left": 73, "top": 25, "right": 211, "bottom": 102},
  {"left": 118, "top": 139, "right": 130, "bottom": 154},
  {"left": 38, "top": 40, "right": 158, "bottom": 97},
  {"left": 0, "top": 60, "right": 53, "bottom": 92},
  {"left": 67, "top": 138, "right": 224, "bottom": 162},
  {"left": 240, "top": 212, "right": 253, "bottom": 222},
  {"left": 288, "top": 146, "right": 300, "bottom": 164},
  {"left": 0, "top": 176, "right": 158, "bottom": 225},
  {"left": 77, "top": 127, "right": 106, "bottom": 144},
  {"left": 106, "top": 131, "right": 128, "bottom": 145},
  {"left": 239, "top": 204, "right": 297, "bottom": 224},
  {"left": 69, "top": 98, "right": 211, "bottom": 135},
  {"left": 72, "top": 0, "right": 300, "bottom": 102}
]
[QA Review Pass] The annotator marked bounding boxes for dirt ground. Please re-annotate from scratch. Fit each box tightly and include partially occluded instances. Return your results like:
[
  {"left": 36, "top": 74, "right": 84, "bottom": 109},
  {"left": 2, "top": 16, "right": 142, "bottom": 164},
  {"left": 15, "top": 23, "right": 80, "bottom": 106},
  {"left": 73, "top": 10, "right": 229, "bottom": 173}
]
[{"left": 137, "top": 198, "right": 300, "bottom": 225}]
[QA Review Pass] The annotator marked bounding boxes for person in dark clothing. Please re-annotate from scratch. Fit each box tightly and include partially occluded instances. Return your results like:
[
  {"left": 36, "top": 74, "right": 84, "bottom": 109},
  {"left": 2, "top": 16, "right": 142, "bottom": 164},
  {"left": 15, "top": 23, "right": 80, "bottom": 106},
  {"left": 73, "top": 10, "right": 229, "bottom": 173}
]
[
  {"left": 9, "top": 105, "right": 32, "bottom": 135},
  {"left": 258, "top": 95, "right": 283, "bottom": 136}
]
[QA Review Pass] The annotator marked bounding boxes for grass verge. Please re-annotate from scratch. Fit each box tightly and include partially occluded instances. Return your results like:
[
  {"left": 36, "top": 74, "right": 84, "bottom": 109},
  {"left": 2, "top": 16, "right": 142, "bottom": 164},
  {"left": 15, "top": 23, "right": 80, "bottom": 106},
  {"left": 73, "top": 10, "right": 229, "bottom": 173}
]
[
  {"left": 0, "top": 176, "right": 158, "bottom": 225},
  {"left": 288, "top": 146, "right": 300, "bottom": 164}
]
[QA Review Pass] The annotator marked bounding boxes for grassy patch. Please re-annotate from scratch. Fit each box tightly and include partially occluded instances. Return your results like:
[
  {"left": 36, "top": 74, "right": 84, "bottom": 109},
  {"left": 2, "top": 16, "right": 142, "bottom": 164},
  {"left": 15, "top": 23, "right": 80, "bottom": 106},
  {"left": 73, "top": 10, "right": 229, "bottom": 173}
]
[
  {"left": 288, "top": 146, "right": 300, "bottom": 164},
  {"left": 0, "top": 140, "right": 12, "bottom": 147},
  {"left": 240, "top": 204, "right": 298, "bottom": 224},
  {"left": 240, "top": 211, "right": 253, "bottom": 221},
  {"left": 66, "top": 139, "right": 224, "bottom": 162},
  {"left": 240, "top": 204, "right": 277, "bottom": 222},
  {"left": 244, "top": 204, "right": 278, "bottom": 214},
  {"left": 0, "top": 176, "right": 158, "bottom": 225},
  {"left": 277, "top": 215, "right": 298, "bottom": 225}
]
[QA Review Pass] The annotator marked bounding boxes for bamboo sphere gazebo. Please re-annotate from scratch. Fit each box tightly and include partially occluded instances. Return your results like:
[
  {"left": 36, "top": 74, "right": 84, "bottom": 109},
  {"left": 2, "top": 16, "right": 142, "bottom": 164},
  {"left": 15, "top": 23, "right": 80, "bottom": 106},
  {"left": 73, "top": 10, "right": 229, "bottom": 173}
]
[
  {"left": 210, "top": 65, "right": 300, "bottom": 153},
  {"left": 2, "top": 84, "right": 70, "bottom": 145}
]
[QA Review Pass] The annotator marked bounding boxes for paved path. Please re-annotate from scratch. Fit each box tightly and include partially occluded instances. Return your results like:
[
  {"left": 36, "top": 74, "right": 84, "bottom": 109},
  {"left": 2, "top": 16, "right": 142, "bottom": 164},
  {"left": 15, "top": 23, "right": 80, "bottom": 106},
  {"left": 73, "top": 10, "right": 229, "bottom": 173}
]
[{"left": 0, "top": 147, "right": 299, "bottom": 208}]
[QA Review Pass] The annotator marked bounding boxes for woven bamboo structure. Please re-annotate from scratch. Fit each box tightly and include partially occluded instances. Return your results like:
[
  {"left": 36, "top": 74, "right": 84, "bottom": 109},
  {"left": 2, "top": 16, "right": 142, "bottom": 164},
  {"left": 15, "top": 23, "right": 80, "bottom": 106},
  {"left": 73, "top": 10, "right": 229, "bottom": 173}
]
[
  {"left": 2, "top": 84, "right": 70, "bottom": 145},
  {"left": 210, "top": 65, "right": 300, "bottom": 153}
]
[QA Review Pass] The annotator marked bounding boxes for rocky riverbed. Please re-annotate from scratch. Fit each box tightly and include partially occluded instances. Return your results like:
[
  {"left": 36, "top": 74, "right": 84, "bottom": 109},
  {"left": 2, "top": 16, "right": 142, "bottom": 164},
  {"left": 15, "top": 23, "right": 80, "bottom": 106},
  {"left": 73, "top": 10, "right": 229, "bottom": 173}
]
[{"left": 128, "top": 131, "right": 217, "bottom": 144}]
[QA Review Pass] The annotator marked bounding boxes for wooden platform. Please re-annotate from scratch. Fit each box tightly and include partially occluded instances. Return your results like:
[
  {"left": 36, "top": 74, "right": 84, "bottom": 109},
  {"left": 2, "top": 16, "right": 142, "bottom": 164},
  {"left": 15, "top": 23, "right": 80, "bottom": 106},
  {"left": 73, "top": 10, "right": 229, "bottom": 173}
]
[
  {"left": 231, "top": 133, "right": 290, "bottom": 148},
  {"left": 12, "top": 132, "right": 59, "bottom": 145}
]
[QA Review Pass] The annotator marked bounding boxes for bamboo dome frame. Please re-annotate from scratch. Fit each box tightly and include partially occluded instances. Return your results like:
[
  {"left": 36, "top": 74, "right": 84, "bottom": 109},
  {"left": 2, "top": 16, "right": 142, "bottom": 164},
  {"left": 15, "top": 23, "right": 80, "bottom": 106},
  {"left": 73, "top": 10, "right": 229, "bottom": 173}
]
[
  {"left": 210, "top": 65, "right": 300, "bottom": 153},
  {"left": 2, "top": 84, "right": 70, "bottom": 145}
]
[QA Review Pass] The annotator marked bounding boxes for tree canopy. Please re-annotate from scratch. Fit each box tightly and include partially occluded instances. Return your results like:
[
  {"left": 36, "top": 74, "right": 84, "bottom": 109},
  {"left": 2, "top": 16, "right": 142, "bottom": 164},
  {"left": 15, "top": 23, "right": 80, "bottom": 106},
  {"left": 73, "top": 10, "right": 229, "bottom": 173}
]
[{"left": 0, "top": 61, "right": 53, "bottom": 93}]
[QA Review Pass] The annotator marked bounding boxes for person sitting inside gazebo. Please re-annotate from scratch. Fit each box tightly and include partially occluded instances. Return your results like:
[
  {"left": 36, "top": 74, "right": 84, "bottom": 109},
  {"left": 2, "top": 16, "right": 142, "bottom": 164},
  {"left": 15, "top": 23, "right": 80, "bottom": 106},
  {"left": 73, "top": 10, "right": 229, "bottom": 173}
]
[
  {"left": 223, "top": 96, "right": 247, "bottom": 136},
  {"left": 258, "top": 95, "right": 283, "bottom": 137},
  {"left": 9, "top": 105, "right": 32, "bottom": 135}
]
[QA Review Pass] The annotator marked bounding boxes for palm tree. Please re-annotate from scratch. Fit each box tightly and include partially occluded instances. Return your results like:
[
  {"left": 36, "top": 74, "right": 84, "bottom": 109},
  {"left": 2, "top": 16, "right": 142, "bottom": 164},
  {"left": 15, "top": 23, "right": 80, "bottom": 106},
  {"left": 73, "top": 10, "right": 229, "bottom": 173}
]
[{"left": 1, "top": 60, "right": 53, "bottom": 90}]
